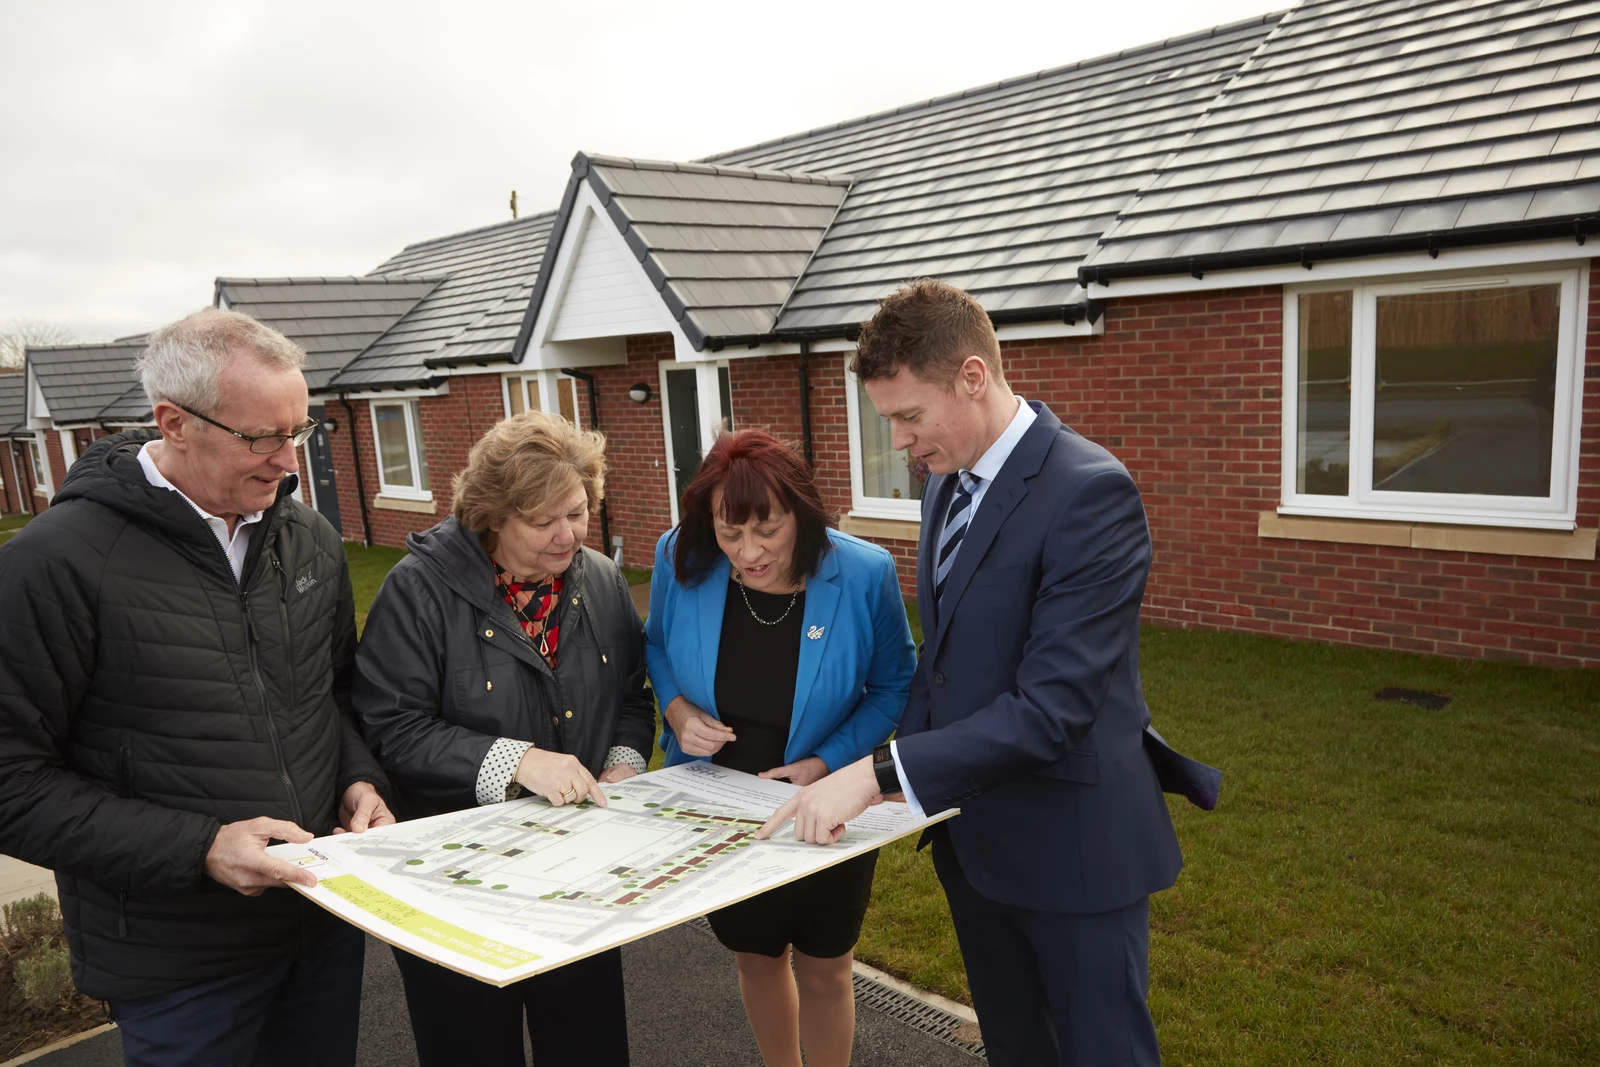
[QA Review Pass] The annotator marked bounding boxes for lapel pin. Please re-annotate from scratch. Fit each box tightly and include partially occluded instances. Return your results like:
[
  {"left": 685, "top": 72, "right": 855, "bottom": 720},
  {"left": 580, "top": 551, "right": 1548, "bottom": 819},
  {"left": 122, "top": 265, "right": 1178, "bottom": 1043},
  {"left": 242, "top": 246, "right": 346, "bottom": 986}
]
[{"left": 807, "top": 625, "right": 825, "bottom": 640}]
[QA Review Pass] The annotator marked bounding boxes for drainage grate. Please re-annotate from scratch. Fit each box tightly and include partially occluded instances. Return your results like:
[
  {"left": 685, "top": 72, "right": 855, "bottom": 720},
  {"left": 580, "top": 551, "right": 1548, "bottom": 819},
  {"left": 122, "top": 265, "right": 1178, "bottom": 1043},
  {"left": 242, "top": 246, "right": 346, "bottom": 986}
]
[
  {"left": 685, "top": 917, "right": 986, "bottom": 1059},
  {"left": 1373, "top": 687, "right": 1452, "bottom": 710}
]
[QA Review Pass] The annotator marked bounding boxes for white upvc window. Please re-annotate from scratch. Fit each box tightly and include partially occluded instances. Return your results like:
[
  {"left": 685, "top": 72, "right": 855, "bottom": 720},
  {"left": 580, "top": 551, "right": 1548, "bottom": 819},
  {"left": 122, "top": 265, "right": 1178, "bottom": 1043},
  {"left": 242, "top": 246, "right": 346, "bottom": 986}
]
[
  {"left": 28, "top": 439, "right": 49, "bottom": 492},
  {"left": 29, "top": 432, "right": 52, "bottom": 494},
  {"left": 370, "top": 399, "right": 432, "bottom": 500},
  {"left": 844, "top": 359, "right": 925, "bottom": 522},
  {"left": 504, "top": 372, "right": 583, "bottom": 426},
  {"left": 1282, "top": 266, "right": 1588, "bottom": 530}
]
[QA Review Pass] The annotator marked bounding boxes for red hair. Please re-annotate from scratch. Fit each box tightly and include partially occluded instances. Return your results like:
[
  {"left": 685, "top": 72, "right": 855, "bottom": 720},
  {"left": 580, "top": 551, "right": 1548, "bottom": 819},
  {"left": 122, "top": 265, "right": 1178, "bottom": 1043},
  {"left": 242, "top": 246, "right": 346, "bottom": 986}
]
[{"left": 673, "top": 430, "right": 835, "bottom": 586}]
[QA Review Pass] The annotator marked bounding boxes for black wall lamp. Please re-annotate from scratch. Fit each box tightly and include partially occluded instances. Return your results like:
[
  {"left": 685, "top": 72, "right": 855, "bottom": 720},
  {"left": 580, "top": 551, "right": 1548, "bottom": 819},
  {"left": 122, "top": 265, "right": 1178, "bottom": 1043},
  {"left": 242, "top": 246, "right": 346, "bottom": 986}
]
[{"left": 628, "top": 383, "right": 653, "bottom": 404}]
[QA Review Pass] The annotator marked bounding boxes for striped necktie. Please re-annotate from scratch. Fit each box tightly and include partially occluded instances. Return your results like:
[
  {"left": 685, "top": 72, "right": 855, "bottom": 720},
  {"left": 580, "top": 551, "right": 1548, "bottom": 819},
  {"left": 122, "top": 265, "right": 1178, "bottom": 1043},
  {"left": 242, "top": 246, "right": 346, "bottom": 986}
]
[{"left": 934, "top": 470, "right": 982, "bottom": 605}]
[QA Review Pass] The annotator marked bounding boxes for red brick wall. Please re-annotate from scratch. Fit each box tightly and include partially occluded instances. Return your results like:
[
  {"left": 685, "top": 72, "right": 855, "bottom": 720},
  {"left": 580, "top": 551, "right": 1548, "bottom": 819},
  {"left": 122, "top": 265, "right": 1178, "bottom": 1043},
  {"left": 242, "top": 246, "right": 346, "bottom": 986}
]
[
  {"left": 323, "top": 375, "right": 509, "bottom": 548},
  {"left": 340, "top": 270, "right": 1598, "bottom": 669},
  {"left": 585, "top": 334, "right": 678, "bottom": 568},
  {"left": 1012, "top": 282, "right": 1597, "bottom": 669},
  {"left": 726, "top": 349, "right": 920, "bottom": 592}
]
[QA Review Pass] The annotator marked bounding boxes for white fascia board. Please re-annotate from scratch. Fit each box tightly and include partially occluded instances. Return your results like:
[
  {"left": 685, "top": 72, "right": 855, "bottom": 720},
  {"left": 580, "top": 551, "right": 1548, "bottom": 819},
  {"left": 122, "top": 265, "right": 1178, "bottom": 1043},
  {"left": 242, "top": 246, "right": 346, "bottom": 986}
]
[
  {"left": 994, "top": 317, "right": 1103, "bottom": 341},
  {"left": 26, "top": 368, "right": 51, "bottom": 428},
  {"left": 524, "top": 182, "right": 683, "bottom": 372},
  {"left": 668, "top": 316, "right": 1101, "bottom": 363},
  {"left": 675, "top": 336, "right": 856, "bottom": 362},
  {"left": 333, "top": 382, "right": 452, "bottom": 402},
  {"left": 1084, "top": 240, "right": 1594, "bottom": 299}
]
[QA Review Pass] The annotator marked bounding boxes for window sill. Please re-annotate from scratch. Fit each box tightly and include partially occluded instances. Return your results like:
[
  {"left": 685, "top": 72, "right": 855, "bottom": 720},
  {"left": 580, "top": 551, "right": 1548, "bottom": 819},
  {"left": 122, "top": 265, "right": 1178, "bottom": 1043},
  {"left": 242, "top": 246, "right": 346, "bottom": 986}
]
[
  {"left": 1259, "top": 512, "right": 1597, "bottom": 560},
  {"left": 374, "top": 493, "right": 438, "bottom": 514},
  {"left": 838, "top": 513, "right": 922, "bottom": 542}
]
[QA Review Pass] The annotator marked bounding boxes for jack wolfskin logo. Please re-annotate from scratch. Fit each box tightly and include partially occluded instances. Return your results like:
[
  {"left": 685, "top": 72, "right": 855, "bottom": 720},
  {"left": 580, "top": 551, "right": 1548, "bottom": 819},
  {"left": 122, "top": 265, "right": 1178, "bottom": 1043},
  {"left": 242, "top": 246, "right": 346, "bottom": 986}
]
[{"left": 295, "top": 574, "right": 318, "bottom": 594}]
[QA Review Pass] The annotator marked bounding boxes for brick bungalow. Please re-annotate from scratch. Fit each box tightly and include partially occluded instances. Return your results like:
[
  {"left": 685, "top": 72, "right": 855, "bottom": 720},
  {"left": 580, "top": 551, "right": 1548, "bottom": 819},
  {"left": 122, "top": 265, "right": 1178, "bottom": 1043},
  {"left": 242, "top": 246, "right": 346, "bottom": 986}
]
[
  {"left": 13, "top": 340, "right": 154, "bottom": 513},
  {"left": 488, "top": 0, "right": 1600, "bottom": 668},
  {"left": 24, "top": 0, "right": 1598, "bottom": 668}
]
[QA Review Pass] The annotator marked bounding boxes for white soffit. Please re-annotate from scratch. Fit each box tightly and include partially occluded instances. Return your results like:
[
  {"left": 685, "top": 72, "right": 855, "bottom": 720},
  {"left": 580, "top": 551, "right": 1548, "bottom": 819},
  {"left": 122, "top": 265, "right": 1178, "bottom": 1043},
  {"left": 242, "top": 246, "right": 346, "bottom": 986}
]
[{"left": 1083, "top": 240, "right": 1594, "bottom": 298}]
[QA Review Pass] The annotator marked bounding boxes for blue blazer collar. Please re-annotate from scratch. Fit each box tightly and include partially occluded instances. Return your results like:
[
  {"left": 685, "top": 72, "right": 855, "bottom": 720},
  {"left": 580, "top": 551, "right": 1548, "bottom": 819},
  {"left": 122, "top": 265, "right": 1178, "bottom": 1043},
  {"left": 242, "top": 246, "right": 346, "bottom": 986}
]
[{"left": 693, "top": 539, "right": 844, "bottom": 751}]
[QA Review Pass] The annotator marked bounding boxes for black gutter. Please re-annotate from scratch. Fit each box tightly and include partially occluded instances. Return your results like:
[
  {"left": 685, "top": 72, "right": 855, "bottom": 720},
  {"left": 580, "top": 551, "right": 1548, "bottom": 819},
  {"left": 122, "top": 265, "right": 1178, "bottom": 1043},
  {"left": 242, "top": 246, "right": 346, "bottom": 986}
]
[
  {"left": 699, "top": 299, "right": 1103, "bottom": 353},
  {"left": 338, "top": 394, "right": 373, "bottom": 547},
  {"left": 560, "top": 368, "right": 612, "bottom": 560},
  {"left": 423, "top": 354, "right": 514, "bottom": 370},
  {"left": 1079, "top": 215, "right": 1600, "bottom": 287},
  {"left": 797, "top": 341, "right": 815, "bottom": 471}
]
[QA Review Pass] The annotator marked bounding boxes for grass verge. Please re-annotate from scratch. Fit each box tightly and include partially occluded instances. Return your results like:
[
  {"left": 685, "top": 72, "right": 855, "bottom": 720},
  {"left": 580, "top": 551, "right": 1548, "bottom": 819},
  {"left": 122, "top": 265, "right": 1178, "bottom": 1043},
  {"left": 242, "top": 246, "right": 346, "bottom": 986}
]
[{"left": 345, "top": 545, "right": 1600, "bottom": 1063}]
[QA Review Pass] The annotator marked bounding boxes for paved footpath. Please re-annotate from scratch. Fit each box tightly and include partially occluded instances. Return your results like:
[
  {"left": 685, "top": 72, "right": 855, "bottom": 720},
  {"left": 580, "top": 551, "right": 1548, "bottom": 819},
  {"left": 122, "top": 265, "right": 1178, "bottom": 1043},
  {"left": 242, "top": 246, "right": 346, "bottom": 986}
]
[{"left": 26, "top": 922, "right": 983, "bottom": 1066}]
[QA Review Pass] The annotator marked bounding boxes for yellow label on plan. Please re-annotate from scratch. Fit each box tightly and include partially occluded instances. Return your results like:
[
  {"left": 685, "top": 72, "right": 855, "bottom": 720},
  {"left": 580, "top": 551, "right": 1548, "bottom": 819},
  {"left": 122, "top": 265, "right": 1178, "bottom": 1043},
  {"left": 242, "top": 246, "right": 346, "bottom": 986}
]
[{"left": 320, "top": 875, "right": 539, "bottom": 970}]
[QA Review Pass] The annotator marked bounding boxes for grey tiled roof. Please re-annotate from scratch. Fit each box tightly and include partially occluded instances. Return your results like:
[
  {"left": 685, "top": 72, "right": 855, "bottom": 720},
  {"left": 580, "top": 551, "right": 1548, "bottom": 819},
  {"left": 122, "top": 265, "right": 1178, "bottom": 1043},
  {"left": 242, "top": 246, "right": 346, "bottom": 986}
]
[
  {"left": 326, "top": 213, "right": 555, "bottom": 390},
  {"left": 0, "top": 373, "right": 26, "bottom": 436},
  {"left": 217, "top": 277, "right": 442, "bottom": 390},
  {"left": 27, "top": 341, "right": 150, "bottom": 426},
  {"left": 700, "top": 15, "right": 1284, "bottom": 333},
  {"left": 534, "top": 154, "right": 852, "bottom": 348},
  {"left": 514, "top": 17, "right": 1281, "bottom": 351},
  {"left": 1081, "top": 0, "right": 1600, "bottom": 280}
]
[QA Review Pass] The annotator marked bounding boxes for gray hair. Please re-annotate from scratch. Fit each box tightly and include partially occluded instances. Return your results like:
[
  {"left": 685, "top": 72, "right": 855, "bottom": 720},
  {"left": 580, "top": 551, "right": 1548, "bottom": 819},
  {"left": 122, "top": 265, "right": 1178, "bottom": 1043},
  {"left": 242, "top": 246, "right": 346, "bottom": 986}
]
[{"left": 137, "top": 308, "right": 306, "bottom": 413}]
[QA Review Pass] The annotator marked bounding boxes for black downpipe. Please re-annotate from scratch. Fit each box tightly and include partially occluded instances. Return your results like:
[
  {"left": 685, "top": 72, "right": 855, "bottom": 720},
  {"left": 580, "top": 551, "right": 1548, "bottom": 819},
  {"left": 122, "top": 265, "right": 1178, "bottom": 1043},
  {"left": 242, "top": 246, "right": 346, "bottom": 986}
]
[
  {"left": 798, "top": 341, "right": 816, "bottom": 471},
  {"left": 338, "top": 394, "right": 372, "bottom": 547},
  {"left": 560, "top": 368, "right": 611, "bottom": 558}
]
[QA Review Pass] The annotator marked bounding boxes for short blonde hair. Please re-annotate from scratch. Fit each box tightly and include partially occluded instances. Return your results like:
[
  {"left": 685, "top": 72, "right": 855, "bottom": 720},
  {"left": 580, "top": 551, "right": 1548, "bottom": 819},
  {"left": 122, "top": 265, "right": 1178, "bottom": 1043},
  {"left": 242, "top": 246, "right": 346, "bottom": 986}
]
[{"left": 452, "top": 411, "right": 606, "bottom": 533}]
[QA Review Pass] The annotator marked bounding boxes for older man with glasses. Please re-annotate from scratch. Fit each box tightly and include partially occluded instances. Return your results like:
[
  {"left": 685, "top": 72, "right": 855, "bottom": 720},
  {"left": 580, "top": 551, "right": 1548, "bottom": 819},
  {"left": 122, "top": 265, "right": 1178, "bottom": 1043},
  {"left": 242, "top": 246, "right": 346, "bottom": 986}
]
[{"left": 0, "top": 308, "right": 393, "bottom": 1067}]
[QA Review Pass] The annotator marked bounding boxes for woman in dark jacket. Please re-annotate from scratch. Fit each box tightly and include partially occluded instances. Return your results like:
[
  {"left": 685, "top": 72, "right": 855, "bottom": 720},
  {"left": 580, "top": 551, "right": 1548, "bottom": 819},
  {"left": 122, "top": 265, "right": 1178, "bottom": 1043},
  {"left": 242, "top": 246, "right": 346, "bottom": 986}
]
[{"left": 354, "top": 410, "right": 652, "bottom": 1067}]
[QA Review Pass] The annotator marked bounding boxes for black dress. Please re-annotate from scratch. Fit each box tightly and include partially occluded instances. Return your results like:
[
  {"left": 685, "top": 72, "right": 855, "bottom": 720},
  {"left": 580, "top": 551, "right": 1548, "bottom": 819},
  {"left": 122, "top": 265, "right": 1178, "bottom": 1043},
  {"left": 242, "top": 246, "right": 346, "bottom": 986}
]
[{"left": 707, "top": 579, "right": 879, "bottom": 959}]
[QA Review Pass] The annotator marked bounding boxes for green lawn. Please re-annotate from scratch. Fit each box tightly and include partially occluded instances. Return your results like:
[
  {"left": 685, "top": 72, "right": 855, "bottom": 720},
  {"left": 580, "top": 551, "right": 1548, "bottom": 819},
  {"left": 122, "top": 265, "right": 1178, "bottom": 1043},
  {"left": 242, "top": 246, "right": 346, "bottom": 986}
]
[
  {"left": 343, "top": 544, "right": 1600, "bottom": 1064},
  {"left": 0, "top": 512, "right": 30, "bottom": 546}
]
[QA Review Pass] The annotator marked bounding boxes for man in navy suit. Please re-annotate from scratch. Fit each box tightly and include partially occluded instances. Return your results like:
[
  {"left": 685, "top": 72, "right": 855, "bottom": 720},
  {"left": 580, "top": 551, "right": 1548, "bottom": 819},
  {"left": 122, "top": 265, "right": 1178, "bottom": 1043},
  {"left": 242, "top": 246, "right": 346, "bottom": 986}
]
[{"left": 760, "top": 279, "right": 1207, "bottom": 1066}]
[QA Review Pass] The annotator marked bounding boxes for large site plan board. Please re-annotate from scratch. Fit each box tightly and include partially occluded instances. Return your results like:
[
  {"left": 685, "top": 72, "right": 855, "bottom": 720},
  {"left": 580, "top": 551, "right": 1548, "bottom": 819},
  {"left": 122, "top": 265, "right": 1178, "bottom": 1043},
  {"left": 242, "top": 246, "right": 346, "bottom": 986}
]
[{"left": 266, "top": 762, "right": 956, "bottom": 986}]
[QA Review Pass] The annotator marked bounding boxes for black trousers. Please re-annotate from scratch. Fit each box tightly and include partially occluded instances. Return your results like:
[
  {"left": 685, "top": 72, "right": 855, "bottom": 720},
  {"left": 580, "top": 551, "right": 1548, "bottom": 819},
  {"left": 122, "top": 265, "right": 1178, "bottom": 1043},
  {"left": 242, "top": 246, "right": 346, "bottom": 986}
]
[
  {"left": 392, "top": 946, "right": 629, "bottom": 1067},
  {"left": 109, "top": 919, "right": 364, "bottom": 1067},
  {"left": 932, "top": 836, "right": 1160, "bottom": 1067}
]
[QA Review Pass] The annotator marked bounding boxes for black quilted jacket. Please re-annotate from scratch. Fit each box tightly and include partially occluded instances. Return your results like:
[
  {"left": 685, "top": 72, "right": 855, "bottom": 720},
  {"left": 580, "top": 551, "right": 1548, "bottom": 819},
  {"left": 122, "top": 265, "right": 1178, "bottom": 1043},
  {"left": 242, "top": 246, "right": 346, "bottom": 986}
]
[{"left": 0, "top": 430, "right": 389, "bottom": 999}]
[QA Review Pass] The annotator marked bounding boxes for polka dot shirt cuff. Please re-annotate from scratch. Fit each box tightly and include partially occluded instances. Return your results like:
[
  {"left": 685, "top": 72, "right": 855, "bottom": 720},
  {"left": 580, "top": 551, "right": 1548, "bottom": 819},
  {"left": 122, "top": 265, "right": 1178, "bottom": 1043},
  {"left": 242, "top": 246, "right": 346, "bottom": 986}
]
[
  {"left": 603, "top": 746, "right": 647, "bottom": 776},
  {"left": 476, "top": 738, "right": 534, "bottom": 806}
]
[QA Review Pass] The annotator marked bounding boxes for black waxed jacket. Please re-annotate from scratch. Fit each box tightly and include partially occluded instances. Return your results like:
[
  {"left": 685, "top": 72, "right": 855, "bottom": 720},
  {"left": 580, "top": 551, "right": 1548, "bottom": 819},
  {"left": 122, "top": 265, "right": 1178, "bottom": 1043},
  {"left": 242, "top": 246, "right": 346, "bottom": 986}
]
[
  {"left": 0, "top": 430, "right": 389, "bottom": 999},
  {"left": 352, "top": 516, "right": 656, "bottom": 821}
]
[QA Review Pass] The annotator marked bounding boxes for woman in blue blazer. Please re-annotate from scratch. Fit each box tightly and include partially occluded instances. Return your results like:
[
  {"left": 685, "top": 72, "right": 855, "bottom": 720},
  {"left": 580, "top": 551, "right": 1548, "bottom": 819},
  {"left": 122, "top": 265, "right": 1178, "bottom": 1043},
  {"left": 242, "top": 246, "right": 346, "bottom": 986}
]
[{"left": 645, "top": 430, "right": 914, "bottom": 1067}]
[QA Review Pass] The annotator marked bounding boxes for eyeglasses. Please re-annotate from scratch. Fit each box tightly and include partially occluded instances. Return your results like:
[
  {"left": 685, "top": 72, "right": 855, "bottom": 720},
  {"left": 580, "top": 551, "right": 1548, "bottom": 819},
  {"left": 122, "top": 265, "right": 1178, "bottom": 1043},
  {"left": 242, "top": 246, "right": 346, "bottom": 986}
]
[{"left": 178, "top": 404, "right": 319, "bottom": 454}]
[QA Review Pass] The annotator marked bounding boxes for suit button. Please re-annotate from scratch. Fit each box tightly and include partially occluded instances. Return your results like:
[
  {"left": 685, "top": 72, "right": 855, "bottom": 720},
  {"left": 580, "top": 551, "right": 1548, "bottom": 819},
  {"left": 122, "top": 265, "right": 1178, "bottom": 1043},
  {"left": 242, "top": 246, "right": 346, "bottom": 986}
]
[
  {"left": 934, "top": 673, "right": 945, "bottom": 685},
  {"left": 565, "top": 710, "right": 574, "bottom": 719},
  {"left": 551, "top": 715, "right": 560, "bottom": 727}
]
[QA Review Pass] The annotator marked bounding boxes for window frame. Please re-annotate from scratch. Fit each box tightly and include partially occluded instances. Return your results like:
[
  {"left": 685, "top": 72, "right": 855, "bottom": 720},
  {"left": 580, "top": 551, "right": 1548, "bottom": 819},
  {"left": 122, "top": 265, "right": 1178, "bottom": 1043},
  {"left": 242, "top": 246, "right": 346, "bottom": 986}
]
[
  {"left": 844, "top": 358, "right": 924, "bottom": 522},
  {"left": 503, "top": 371, "right": 584, "bottom": 426},
  {"left": 369, "top": 397, "right": 432, "bottom": 501},
  {"left": 1281, "top": 265, "right": 1588, "bottom": 531},
  {"left": 27, "top": 436, "right": 49, "bottom": 494}
]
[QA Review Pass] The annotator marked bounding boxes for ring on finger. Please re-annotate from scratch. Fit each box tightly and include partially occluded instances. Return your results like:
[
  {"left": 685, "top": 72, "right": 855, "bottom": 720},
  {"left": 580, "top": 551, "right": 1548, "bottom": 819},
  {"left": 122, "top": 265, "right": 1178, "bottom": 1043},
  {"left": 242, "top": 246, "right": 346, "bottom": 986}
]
[{"left": 560, "top": 786, "right": 577, "bottom": 801}]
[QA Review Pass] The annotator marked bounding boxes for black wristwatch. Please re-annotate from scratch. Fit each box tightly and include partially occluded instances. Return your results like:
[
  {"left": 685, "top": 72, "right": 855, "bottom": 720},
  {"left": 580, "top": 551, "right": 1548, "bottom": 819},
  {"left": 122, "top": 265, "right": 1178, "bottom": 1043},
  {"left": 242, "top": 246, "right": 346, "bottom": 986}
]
[{"left": 871, "top": 743, "right": 900, "bottom": 795}]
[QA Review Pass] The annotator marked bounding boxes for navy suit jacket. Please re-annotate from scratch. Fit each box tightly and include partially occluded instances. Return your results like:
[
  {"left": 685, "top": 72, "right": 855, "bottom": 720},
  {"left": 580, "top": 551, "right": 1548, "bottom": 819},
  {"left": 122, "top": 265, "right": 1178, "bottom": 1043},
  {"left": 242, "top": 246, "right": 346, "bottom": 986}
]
[{"left": 896, "top": 402, "right": 1186, "bottom": 915}]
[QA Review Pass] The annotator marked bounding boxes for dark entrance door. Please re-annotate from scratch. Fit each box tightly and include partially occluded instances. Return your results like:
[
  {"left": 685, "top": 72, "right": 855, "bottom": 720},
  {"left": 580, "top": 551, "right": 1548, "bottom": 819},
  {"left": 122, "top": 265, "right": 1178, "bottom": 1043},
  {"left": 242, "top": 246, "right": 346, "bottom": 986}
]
[
  {"left": 664, "top": 368, "right": 703, "bottom": 508},
  {"left": 305, "top": 404, "right": 342, "bottom": 535}
]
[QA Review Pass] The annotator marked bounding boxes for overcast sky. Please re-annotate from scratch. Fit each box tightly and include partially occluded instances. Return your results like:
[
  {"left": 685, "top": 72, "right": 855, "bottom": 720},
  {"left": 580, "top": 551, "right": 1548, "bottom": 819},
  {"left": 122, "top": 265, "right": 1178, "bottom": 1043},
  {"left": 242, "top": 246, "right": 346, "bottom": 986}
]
[{"left": 2, "top": 0, "right": 1280, "bottom": 342}]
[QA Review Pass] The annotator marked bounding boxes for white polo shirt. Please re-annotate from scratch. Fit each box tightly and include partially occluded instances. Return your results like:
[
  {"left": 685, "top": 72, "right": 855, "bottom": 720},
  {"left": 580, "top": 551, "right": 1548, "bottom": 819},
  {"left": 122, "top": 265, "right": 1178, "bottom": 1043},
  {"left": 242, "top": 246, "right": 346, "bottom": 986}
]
[{"left": 138, "top": 442, "right": 265, "bottom": 584}]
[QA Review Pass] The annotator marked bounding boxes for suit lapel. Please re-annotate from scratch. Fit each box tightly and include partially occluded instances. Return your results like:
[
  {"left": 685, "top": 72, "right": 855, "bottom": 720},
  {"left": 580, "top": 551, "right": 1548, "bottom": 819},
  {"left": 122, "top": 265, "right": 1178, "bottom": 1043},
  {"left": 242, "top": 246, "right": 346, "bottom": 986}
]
[
  {"left": 697, "top": 555, "right": 731, "bottom": 712},
  {"left": 787, "top": 547, "right": 841, "bottom": 755},
  {"left": 926, "top": 404, "right": 1060, "bottom": 662},
  {"left": 919, "top": 474, "right": 954, "bottom": 632}
]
